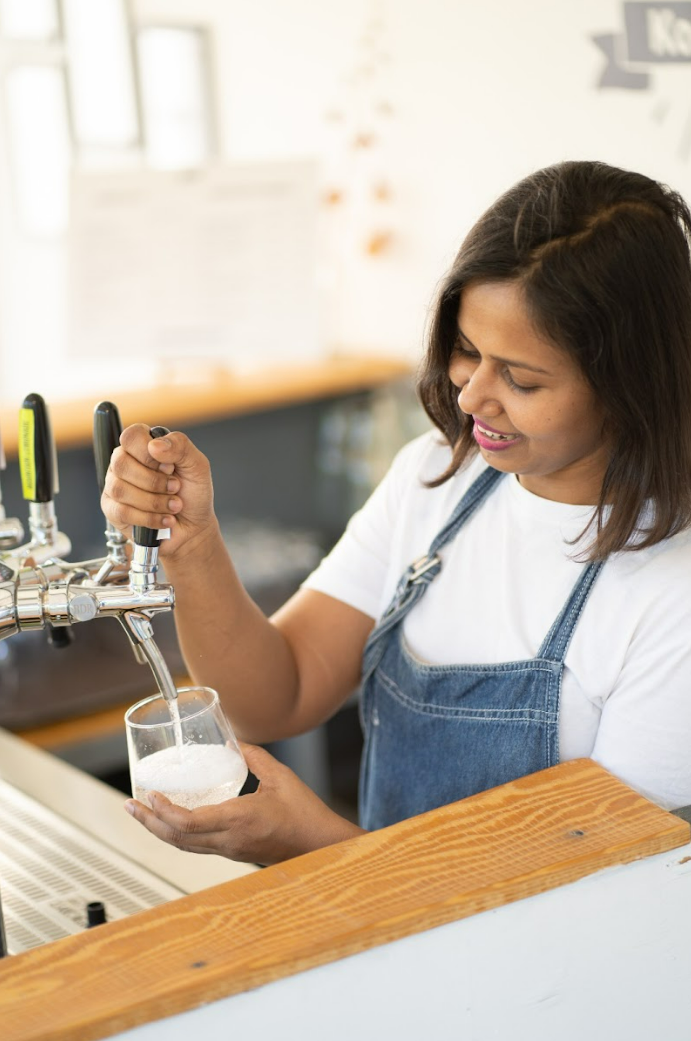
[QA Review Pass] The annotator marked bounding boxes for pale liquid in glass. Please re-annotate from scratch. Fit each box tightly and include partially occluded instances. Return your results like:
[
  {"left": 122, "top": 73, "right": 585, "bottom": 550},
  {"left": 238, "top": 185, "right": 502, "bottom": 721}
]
[
  {"left": 132, "top": 742, "right": 248, "bottom": 810},
  {"left": 167, "top": 694, "right": 184, "bottom": 749}
]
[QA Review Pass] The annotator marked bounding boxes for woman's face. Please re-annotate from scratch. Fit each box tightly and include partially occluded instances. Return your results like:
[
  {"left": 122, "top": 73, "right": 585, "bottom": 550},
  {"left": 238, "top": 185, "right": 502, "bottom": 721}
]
[{"left": 449, "top": 281, "right": 609, "bottom": 505}]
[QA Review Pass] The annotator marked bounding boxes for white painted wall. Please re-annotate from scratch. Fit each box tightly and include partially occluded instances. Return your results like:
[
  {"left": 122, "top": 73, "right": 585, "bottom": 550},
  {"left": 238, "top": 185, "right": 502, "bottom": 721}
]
[
  {"left": 2, "top": 0, "right": 691, "bottom": 398},
  {"left": 130, "top": 0, "right": 691, "bottom": 356}
]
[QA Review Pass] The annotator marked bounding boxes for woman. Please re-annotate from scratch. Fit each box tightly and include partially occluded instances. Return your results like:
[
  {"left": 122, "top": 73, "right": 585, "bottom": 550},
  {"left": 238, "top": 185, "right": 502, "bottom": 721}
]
[{"left": 104, "top": 160, "right": 691, "bottom": 864}]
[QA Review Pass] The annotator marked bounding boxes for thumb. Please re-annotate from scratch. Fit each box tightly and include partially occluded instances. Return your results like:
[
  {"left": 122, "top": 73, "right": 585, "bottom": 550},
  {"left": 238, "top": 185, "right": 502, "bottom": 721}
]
[
  {"left": 239, "top": 742, "right": 283, "bottom": 783},
  {"left": 148, "top": 431, "right": 210, "bottom": 482}
]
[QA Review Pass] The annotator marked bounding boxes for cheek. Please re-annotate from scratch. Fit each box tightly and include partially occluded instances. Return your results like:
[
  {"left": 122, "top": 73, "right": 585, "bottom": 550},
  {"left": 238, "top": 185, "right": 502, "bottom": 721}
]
[{"left": 511, "top": 395, "right": 599, "bottom": 443}]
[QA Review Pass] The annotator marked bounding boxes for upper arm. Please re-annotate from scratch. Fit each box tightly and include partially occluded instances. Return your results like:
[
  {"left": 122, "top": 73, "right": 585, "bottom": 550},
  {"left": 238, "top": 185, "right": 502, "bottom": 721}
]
[
  {"left": 590, "top": 595, "right": 691, "bottom": 810},
  {"left": 266, "top": 436, "right": 437, "bottom": 734},
  {"left": 271, "top": 588, "right": 375, "bottom": 735}
]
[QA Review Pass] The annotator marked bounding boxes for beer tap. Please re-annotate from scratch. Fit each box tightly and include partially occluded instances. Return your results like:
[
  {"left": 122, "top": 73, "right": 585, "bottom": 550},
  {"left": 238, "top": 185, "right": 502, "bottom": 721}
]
[
  {"left": 91, "top": 405, "right": 178, "bottom": 701},
  {"left": 10, "top": 393, "right": 71, "bottom": 569},
  {"left": 2, "top": 394, "right": 74, "bottom": 647},
  {"left": 92, "top": 400, "right": 129, "bottom": 586},
  {"left": 0, "top": 405, "right": 176, "bottom": 702}
]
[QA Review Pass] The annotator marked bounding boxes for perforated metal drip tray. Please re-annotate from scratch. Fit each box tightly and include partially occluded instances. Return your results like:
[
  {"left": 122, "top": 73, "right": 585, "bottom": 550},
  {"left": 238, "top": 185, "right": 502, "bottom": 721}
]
[{"left": 0, "top": 779, "right": 183, "bottom": 955}]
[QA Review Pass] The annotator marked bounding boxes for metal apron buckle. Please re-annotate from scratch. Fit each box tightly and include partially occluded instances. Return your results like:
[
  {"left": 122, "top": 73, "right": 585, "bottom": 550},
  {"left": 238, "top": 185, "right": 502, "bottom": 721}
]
[{"left": 407, "top": 553, "right": 441, "bottom": 584}]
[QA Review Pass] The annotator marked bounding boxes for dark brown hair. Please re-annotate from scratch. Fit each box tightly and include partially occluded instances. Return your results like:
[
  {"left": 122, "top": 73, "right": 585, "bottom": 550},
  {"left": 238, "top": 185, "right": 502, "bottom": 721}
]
[{"left": 418, "top": 160, "right": 691, "bottom": 559}]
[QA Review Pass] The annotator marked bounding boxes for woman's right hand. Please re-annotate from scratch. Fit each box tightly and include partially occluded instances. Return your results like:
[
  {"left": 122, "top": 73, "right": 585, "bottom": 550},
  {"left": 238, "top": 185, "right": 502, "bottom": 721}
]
[{"left": 101, "top": 423, "right": 218, "bottom": 559}]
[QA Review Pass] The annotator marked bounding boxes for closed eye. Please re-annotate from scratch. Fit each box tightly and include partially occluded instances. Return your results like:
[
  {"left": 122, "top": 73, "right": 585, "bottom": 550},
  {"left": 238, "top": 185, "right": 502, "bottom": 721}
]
[
  {"left": 504, "top": 370, "right": 538, "bottom": 394},
  {"left": 453, "top": 341, "right": 479, "bottom": 359},
  {"left": 454, "top": 341, "right": 539, "bottom": 394}
]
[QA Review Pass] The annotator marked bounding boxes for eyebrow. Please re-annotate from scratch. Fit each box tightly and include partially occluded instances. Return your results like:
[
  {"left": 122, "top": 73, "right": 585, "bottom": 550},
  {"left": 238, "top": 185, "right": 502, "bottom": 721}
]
[{"left": 457, "top": 329, "right": 553, "bottom": 376}]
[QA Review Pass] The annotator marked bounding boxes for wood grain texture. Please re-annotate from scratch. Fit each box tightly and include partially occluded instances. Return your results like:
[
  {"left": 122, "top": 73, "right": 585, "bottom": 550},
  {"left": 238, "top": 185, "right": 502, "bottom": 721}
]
[
  {"left": 0, "top": 355, "right": 413, "bottom": 456},
  {"left": 1, "top": 758, "right": 687, "bottom": 1041}
]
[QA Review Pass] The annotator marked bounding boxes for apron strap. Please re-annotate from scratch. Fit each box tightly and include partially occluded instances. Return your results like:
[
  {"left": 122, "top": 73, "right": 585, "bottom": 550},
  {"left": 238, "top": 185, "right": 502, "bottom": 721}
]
[
  {"left": 362, "top": 465, "right": 505, "bottom": 680},
  {"left": 537, "top": 559, "right": 605, "bottom": 664}
]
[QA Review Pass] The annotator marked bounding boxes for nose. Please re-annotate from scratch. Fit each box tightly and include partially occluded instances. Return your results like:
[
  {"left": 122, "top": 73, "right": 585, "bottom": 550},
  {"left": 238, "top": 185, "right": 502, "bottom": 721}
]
[{"left": 450, "top": 356, "right": 501, "bottom": 417}]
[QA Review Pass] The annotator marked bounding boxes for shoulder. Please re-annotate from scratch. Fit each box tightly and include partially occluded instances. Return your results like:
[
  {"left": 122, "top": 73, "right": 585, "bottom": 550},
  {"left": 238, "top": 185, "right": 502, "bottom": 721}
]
[
  {"left": 613, "top": 527, "right": 691, "bottom": 584},
  {"left": 597, "top": 527, "right": 691, "bottom": 631}
]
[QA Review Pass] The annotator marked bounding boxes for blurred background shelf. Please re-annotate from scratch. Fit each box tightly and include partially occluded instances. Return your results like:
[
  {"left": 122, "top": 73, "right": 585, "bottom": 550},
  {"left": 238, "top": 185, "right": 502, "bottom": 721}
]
[{"left": 0, "top": 354, "right": 414, "bottom": 454}]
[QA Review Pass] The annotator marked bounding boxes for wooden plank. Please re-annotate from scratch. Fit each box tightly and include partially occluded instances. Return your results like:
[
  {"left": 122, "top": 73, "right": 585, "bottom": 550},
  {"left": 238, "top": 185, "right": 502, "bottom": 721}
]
[
  {"left": 0, "top": 354, "right": 413, "bottom": 456},
  {"left": 16, "top": 703, "right": 142, "bottom": 750},
  {"left": 0, "top": 758, "right": 687, "bottom": 1041},
  {"left": 15, "top": 682, "right": 189, "bottom": 751}
]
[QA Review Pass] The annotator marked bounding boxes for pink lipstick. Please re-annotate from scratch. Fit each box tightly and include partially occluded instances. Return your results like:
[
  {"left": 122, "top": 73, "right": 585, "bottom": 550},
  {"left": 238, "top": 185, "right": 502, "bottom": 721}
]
[{"left": 472, "top": 418, "right": 522, "bottom": 452}]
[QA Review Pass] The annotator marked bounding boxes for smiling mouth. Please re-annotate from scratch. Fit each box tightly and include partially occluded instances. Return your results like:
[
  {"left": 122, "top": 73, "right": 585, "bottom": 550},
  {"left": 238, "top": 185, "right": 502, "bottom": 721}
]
[{"left": 475, "top": 422, "right": 519, "bottom": 442}]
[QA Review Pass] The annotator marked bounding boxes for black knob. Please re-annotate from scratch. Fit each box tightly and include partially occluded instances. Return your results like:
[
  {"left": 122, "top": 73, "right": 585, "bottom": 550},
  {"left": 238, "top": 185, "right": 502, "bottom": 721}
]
[
  {"left": 46, "top": 626, "right": 73, "bottom": 649},
  {"left": 93, "top": 401, "right": 123, "bottom": 496},
  {"left": 86, "top": 901, "right": 107, "bottom": 927},
  {"left": 19, "top": 393, "right": 58, "bottom": 504},
  {"left": 132, "top": 426, "right": 171, "bottom": 548}
]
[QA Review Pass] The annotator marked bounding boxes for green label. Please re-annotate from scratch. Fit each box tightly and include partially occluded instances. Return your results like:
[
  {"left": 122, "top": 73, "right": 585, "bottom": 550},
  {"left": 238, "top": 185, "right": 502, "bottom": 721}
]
[{"left": 19, "top": 408, "right": 36, "bottom": 501}]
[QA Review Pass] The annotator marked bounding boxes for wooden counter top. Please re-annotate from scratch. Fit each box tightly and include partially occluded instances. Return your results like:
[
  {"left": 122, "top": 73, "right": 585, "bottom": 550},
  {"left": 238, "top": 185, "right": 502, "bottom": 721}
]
[
  {"left": 0, "top": 354, "right": 414, "bottom": 456},
  {"left": 0, "top": 757, "right": 687, "bottom": 1041}
]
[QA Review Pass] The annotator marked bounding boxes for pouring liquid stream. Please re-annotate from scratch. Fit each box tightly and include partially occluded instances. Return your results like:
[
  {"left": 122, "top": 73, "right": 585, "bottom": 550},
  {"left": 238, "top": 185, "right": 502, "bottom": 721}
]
[
  {"left": 157, "top": 670, "right": 184, "bottom": 751},
  {"left": 166, "top": 691, "right": 184, "bottom": 751},
  {"left": 138, "top": 632, "right": 184, "bottom": 748}
]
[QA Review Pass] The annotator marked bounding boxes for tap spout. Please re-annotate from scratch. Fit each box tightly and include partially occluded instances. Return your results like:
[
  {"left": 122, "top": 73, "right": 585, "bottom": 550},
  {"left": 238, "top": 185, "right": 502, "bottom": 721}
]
[{"left": 119, "top": 611, "right": 178, "bottom": 702}]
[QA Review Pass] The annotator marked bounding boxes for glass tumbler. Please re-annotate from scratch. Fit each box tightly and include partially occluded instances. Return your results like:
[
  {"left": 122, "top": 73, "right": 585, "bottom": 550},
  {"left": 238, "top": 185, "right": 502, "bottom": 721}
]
[{"left": 125, "top": 686, "right": 248, "bottom": 810}]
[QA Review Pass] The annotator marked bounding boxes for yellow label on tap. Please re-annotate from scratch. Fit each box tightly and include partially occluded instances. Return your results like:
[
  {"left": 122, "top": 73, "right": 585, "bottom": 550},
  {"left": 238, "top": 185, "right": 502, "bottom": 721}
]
[{"left": 19, "top": 407, "right": 36, "bottom": 501}]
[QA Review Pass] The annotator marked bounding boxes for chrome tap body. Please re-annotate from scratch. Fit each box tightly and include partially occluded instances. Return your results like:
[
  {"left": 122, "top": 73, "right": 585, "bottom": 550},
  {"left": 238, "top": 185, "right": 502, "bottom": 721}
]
[
  {"left": 0, "top": 557, "right": 175, "bottom": 641},
  {"left": 0, "top": 399, "right": 178, "bottom": 692}
]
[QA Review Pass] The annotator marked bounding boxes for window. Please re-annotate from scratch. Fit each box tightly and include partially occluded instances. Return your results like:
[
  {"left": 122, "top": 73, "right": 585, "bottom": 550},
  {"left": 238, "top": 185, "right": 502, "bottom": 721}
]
[
  {"left": 136, "top": 26, "right": 213, "bottom": 169},
  {"left": 6, "top": 65, "right": 70, "bottom": 235}
]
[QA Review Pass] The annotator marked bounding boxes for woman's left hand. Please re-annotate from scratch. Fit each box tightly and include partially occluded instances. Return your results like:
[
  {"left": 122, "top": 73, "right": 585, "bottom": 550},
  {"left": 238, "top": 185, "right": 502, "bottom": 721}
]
[{"left": 123, "top": 743, "right": 365, "bottom": 866}]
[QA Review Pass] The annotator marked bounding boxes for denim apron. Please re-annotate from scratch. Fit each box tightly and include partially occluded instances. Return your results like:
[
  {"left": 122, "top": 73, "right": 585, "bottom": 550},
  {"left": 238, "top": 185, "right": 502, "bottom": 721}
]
[{"left": 358, "top": 466, "right": 604, "bottom": 830}]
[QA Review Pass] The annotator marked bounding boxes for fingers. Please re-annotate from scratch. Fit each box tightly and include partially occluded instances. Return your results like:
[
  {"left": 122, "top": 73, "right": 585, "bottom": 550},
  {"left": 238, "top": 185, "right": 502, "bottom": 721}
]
[
  {"left": 144, "top": 430, "right": 207, "bottom": 477},
  {"left": 124, "top": 795, "right": 236, "bottom": 854},
  {"left": 102, "top": 425, "right": 201, "bottom": 533},
  {"left": 123, "top": 426, "right": 211, "bottom": 486},
  {"left": 123, "top": 750, "right": 362, "bottom": 865},
  {"left": 118, "top": 424, "right": 169, "bottom": 470},
  {"left": 101, "top": 471, "right": 181, "bottom": 534}
]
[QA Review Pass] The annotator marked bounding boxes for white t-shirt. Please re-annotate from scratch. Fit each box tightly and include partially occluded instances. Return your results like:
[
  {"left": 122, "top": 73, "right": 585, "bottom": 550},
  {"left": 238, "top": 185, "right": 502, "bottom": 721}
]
[{"left": 304, "top": 431, "right": 691, "bottom": 811}]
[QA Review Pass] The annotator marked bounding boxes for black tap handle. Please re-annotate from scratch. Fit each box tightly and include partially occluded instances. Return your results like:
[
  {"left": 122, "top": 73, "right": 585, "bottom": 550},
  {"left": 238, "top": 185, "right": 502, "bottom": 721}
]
[
  {"left": 132, "top": 426, "right": 171, "bottom": 548},
  {"left": 18, "top": 393, "right": 57, "bottom": 503},
  {"left": 93, "top": 401, "right": 123, "bottom": 496}
]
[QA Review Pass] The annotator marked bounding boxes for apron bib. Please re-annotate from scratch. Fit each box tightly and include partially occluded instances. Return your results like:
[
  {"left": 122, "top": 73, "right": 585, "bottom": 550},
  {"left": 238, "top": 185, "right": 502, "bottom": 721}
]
[{"left": 359, "top": 467, "right": 603, "bottom": 830}]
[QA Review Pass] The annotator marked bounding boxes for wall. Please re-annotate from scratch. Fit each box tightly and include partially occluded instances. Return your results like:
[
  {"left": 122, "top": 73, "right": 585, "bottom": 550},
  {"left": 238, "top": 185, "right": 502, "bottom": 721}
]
[
  {"left": 132, "top": 0, "right": 691, "bottom": 352},
  {"left": 2, "top": 0, "right": 691, "bottom": 397}
]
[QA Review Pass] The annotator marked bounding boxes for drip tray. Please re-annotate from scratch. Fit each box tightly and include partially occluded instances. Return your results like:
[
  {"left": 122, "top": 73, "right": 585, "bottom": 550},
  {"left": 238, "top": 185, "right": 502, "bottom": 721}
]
[{"left": 0, "top": 778, "right": 183, "bottom": 954}]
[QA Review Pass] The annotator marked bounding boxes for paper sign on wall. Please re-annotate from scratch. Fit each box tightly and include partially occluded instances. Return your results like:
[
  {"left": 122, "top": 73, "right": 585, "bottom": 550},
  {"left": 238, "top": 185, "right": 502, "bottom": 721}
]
[{"left": 67, "top": 161, "right": 321, "bottom": 371}]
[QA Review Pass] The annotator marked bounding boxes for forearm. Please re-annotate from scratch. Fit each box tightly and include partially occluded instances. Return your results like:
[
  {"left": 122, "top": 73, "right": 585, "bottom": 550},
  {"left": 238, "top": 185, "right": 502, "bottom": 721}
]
[
  {"left": 163, "top": 520, "right": 302, "bottom": 743},
  {"left": 101, "top": 426, "right": 370, "bottom": 741}
]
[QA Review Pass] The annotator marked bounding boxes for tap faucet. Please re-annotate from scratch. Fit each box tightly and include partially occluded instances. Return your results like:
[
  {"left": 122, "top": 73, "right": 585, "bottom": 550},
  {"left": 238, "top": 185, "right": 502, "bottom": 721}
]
[
  {"left": 92, "top": 405, "right": 178, "bottom": 701},
  {"left": 91, "top": 400, "right": 129, "bottom": 585},
  {"left": 2, "top": 393, "right": 73, "bottom": 647},
  {"left": 9, "top": 393, "right": 72, "bottom": 568},
  {"left": 0, "top": 400, "right": 177, "bottom": 697}
]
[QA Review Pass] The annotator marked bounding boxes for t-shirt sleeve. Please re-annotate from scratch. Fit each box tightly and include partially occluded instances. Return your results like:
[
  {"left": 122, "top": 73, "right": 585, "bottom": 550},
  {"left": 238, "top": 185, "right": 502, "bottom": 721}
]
[
  {"left": 590, "top": 560, "right": 691, "bottom": 810},
  {"left": 302, "top": 434, "right": 436, "bottom": 620}
]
